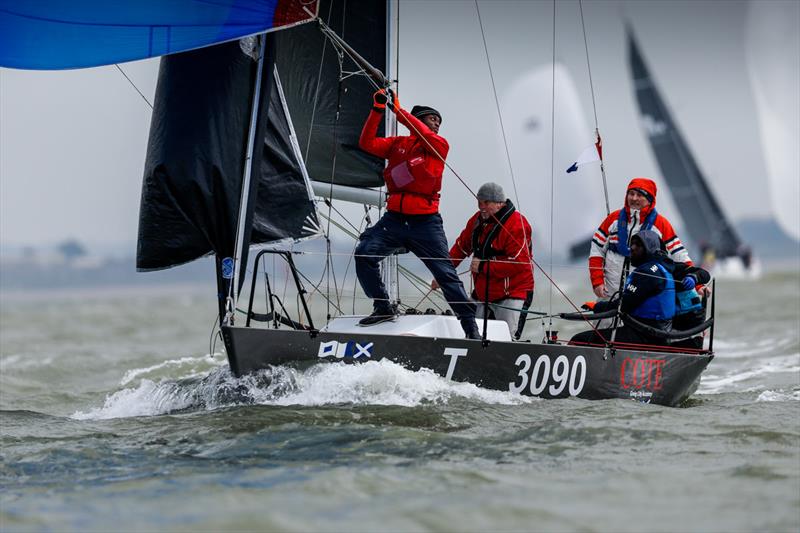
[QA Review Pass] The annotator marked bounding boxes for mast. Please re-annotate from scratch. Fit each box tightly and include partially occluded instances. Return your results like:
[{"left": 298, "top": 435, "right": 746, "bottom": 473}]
[
  {"left": 225, "top": 34, "right": 267, "bottom": 326},
  {"left": 384, "top": 0, "right": 401, "bottom": 306}
]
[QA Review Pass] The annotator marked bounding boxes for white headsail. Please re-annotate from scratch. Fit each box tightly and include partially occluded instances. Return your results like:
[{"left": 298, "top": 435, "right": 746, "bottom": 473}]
[
  {"left": 500, "top": 63, "right": 606, "bottom": 258},
  {"left": 745, "top": 0, "right": 800, "bottom": 241}
]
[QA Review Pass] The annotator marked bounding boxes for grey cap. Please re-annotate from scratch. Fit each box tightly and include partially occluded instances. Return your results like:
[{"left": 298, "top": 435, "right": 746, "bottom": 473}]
[{"left": 476, "top": 182, "right": 505, "bottom": 202}]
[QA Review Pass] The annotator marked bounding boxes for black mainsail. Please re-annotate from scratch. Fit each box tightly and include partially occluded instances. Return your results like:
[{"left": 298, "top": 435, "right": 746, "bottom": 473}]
[
  {"left": 628, "top": 28, "right": 743, "bottom": 259},
  {"left": 137, "top": 0, "right": 388, "bottom": 320},
  {"left": 271, "top": 0, "right": 387, "bottom": 188},
  {"left": 137, "top": 38, "right": 319, "bottom": 272}
]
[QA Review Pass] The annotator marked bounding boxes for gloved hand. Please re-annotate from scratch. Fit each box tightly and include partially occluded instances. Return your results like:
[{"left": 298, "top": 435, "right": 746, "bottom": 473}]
[
  {"left": 373, "top": 89, "right": 388, "bottom": 109},
  {"left": 581, "top": 301, "right": 596, "bottom": 311},
  {"left": 682, "top": 275, "right": 697, "bottom": 290},
  {"left": 388, "top": 89, "right": 400, "bottom": 112}
]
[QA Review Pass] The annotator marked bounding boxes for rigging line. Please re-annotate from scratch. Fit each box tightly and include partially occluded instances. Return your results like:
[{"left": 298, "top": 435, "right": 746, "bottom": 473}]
[
  {"left": 114, "top": 64, "right": 153, "bottom": 109},
  {"left": 578, "top": 0, "right": 609, "bottom": 215},
  {"left": 548, "top": 0, "right": 556, "bottom": 322},
  {"left": 578, "top": 0, "right": 599, "bottom": 130},
  {"left": 473, "top": 0, "right": 535, "bottom": 287},
  {"left": 321, "top": 199, "right": 362, "bottom": 235},
  {"left": 319, "top": 0, "right": 351, "bottom": 316},
  {"left": 304, "top": 0, "right": 336, "bottom": 161},
  {"left": 395, "top": 0, "right": 400, "bottom": 97},
  {"left": 324, "top": 47, "right": 349, "bottom": 315},
  {"left": 350, "top": 215, "right": 368, "bottom": 314},
  {"left": 297, "top": 269, "right": 345, "bottom": 314}
]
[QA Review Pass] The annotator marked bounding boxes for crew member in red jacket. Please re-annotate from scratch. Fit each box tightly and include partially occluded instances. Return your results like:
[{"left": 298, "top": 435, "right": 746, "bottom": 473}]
[
  {"left": 589, "top": 178, "right": 691, "bottom": 300},
  {"left": 355, "top": 89, "right": 479, "bottom": 339},
  {"left": 433, "top": 183, "right": 534, "bottom": 339}
]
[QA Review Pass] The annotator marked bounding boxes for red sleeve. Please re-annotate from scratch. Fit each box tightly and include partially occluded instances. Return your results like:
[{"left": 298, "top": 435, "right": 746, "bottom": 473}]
[
  {"left": 359, "top": 109, "right": 394, "bottom": 158},
  {"left": 655, "top": 215, "right": 693, "bottom": 266},
  {"left": 395, "top": 107, "right": 449, "bottom": 159},
  {"left": 589, "top": 256, "right": 605, "bottom": 288},
  {"left": 450, "top": 215, "right": 477, "bottom": 267},
  {"left": 490, "top": 214, "right": 532, "bottom": 277},
  {"left": 588, "top": 211, "right": 617, "bottom": 288}
]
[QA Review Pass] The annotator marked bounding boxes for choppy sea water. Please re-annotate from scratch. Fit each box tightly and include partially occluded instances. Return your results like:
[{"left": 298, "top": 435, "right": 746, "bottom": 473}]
[{"left": 1, "top": 272, "right": 799, "bottom": 532}]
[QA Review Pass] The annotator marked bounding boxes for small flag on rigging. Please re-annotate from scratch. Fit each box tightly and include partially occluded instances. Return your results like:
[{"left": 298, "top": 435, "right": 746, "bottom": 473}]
[{"left": 566, "top": 138, "right": 602, "bottom": 173}]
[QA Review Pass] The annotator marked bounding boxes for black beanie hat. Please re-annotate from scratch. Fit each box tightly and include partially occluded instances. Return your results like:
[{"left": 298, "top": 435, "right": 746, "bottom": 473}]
[{"left": 411, "top": 105, "right": 442, "bottom": 123}]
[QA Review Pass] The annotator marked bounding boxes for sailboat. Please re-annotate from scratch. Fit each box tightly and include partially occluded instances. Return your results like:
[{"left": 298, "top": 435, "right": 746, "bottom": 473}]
[
  {"left": 627, "top": 26, "right": 760, "bottom": 278},
  {"left": 744, "top": 0, "right": 800, "bottom": 244},
  {"left": 0, "top": 0, "right": 715, "bottom": 406}
]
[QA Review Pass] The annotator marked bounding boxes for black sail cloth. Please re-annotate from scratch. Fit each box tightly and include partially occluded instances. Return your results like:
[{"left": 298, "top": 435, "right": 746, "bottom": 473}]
[
  {"left": 272, "top": 0, "right": 386, "bottom": 188},
  {"left": 137, "top": 36, "right": 322, "bottom": 273},
  {"left": 137, "top": 0, "right": 388, "bottom": 273}
]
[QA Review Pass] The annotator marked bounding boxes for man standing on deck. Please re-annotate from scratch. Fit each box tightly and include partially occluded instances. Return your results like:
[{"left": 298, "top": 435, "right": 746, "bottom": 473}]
[
  {"left": 588, "top": 178, "right": 691, "bottom": 300},
  {"left": 432, "top": 183, "right": 534, "bottom": 339},
  {"left": 355, "top": 89, "right": 480, "bottom": 339}
]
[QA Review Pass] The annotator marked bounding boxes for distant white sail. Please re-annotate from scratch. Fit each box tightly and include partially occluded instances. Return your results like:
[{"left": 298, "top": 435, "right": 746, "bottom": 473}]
[
  {"left": 500, "top": 63, "right": 606, "bottom": 257},
  {"left": 745, "top": 0, "right": 800, "bottom": 241}
]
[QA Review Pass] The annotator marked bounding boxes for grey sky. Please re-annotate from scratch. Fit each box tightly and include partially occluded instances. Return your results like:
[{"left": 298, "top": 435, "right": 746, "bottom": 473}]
[{"left": 1, "top": 0, "right": 797, "bottom": 252}]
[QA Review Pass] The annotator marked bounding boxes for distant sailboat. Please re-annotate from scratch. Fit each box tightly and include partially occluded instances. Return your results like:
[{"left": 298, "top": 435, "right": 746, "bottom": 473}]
[
  {"left": 627, "top": 26, "right": 759, "bottom": 277},
  {"left": 745, "top": 0, "right": 800, "bottom": 243},
  {"left": 500, "top": 64, "right": 606, "bottom": 260}
]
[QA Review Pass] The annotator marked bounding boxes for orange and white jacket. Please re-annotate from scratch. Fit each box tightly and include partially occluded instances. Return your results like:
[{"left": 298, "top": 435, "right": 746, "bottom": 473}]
[{"left": 589, "top": 178, "right": 691, "bottom": 294}]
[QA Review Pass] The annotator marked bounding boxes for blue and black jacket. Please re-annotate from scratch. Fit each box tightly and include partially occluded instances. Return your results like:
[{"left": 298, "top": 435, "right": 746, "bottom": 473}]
[{"left": 594, "top": 229, "right": 676, "bottom": 330}]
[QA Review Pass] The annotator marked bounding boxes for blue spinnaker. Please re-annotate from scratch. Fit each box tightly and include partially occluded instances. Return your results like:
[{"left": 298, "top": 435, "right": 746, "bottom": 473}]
[{"left": 0, "top": 0, "right": 317, "bottom": 70}]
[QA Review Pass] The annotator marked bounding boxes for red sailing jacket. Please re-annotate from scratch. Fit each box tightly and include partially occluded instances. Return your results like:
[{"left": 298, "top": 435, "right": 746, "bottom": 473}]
[
  {"left": 450, "top": 204, "right": 534, "bottom": 302},
  {"left": 589, "top": 177, "right": 692, "bottom": 289},
  {"left": 359, "top": 106, "right": 449, "bottom": 215}
]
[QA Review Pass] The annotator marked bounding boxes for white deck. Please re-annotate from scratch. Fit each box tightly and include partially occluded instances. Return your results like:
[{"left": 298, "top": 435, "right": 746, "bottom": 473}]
[{"left": 321, "top": 314, "right": 512, "bottom": 342}]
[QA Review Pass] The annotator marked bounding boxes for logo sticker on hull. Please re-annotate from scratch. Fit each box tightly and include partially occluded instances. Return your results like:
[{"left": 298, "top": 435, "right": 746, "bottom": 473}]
[
  {"left": 318, "top": 340, "right": 373, "bottom": 359},
  {"left": 620, "top": 357, "right": 665, "bottom": 395}
]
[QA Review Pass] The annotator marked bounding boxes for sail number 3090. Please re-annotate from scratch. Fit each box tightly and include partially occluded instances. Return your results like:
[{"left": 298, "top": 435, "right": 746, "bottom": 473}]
[{"left": 509, "top": 354, "right": 587, "bottom": 397}]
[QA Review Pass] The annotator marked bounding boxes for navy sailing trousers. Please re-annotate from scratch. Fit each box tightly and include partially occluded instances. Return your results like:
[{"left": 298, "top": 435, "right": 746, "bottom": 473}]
[{"left": 355, "top": 212, "right": 476, "bottom": 320}]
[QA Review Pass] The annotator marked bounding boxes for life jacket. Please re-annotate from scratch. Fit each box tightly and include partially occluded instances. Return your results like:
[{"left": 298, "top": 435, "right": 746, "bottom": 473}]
[
  {"left": 626, "top": 261, "right": 676, "bottom": 321},
  {"left": 471, "top": 201, "right": 517, "bottom": 259},
  {"left": 378, "top": 108, "right": 448, "bottom": 214},
  {"left": 450, "top": 200, "right": 534, "bottom": 302},
  {"left": 383, "top": 139, "right": 442, "bottom": 214},
  {"left": 675, "top": 287, "right": 703, "bottom": 315}
]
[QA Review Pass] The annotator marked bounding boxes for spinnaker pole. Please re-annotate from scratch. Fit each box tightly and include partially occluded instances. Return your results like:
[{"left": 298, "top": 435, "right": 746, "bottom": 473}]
[{"left": 225, "top": 33, "right": 267, "bottom": 326}]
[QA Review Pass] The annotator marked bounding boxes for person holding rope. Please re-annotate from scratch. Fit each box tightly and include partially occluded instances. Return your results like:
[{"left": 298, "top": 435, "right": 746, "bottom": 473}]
[
  {"left": 432, "top": 183, "right": 534, "bottom": 339},
  {"left": 355, "top": 89, "right": 480, "bottom": 339},
  {"left": 588, "top": 177, "right": 691, "bottom": 302},
  {"left": 571, "top": 230, "right": 675, "bottom": 347}
]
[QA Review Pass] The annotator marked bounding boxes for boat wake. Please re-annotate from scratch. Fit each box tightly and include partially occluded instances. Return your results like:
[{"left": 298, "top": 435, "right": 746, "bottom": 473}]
[
  {"left": 71, "top": 358, "right": 532, "bottom": 420},
  {"left": 698, "top": 352, "right": 800, "bottom": 395}
]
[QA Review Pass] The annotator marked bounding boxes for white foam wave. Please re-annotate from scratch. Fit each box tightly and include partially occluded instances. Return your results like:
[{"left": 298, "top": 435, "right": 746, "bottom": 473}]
[
  {"left": 699, "top": 353, "right": 800, "bottom": 394},
  {"left": 119, "top": 355, "right": 221, "bottom": 385},
  {"left": 266, "top": 359, "right": 533, "bottom": 407},
  {"left": 756, "top": 389, "right": 800, "bottom": 402},
  {"left": 71, "top": 359, "right": 531, "bottom": 420}
]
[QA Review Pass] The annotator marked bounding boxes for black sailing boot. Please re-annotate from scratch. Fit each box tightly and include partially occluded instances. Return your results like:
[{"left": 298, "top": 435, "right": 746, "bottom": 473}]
[
  {"left": 461, "top": 318, "right": 482, "bottom": 340},
  {"left": 358, "top": 303, "right": 398, "bottom": 326}
]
